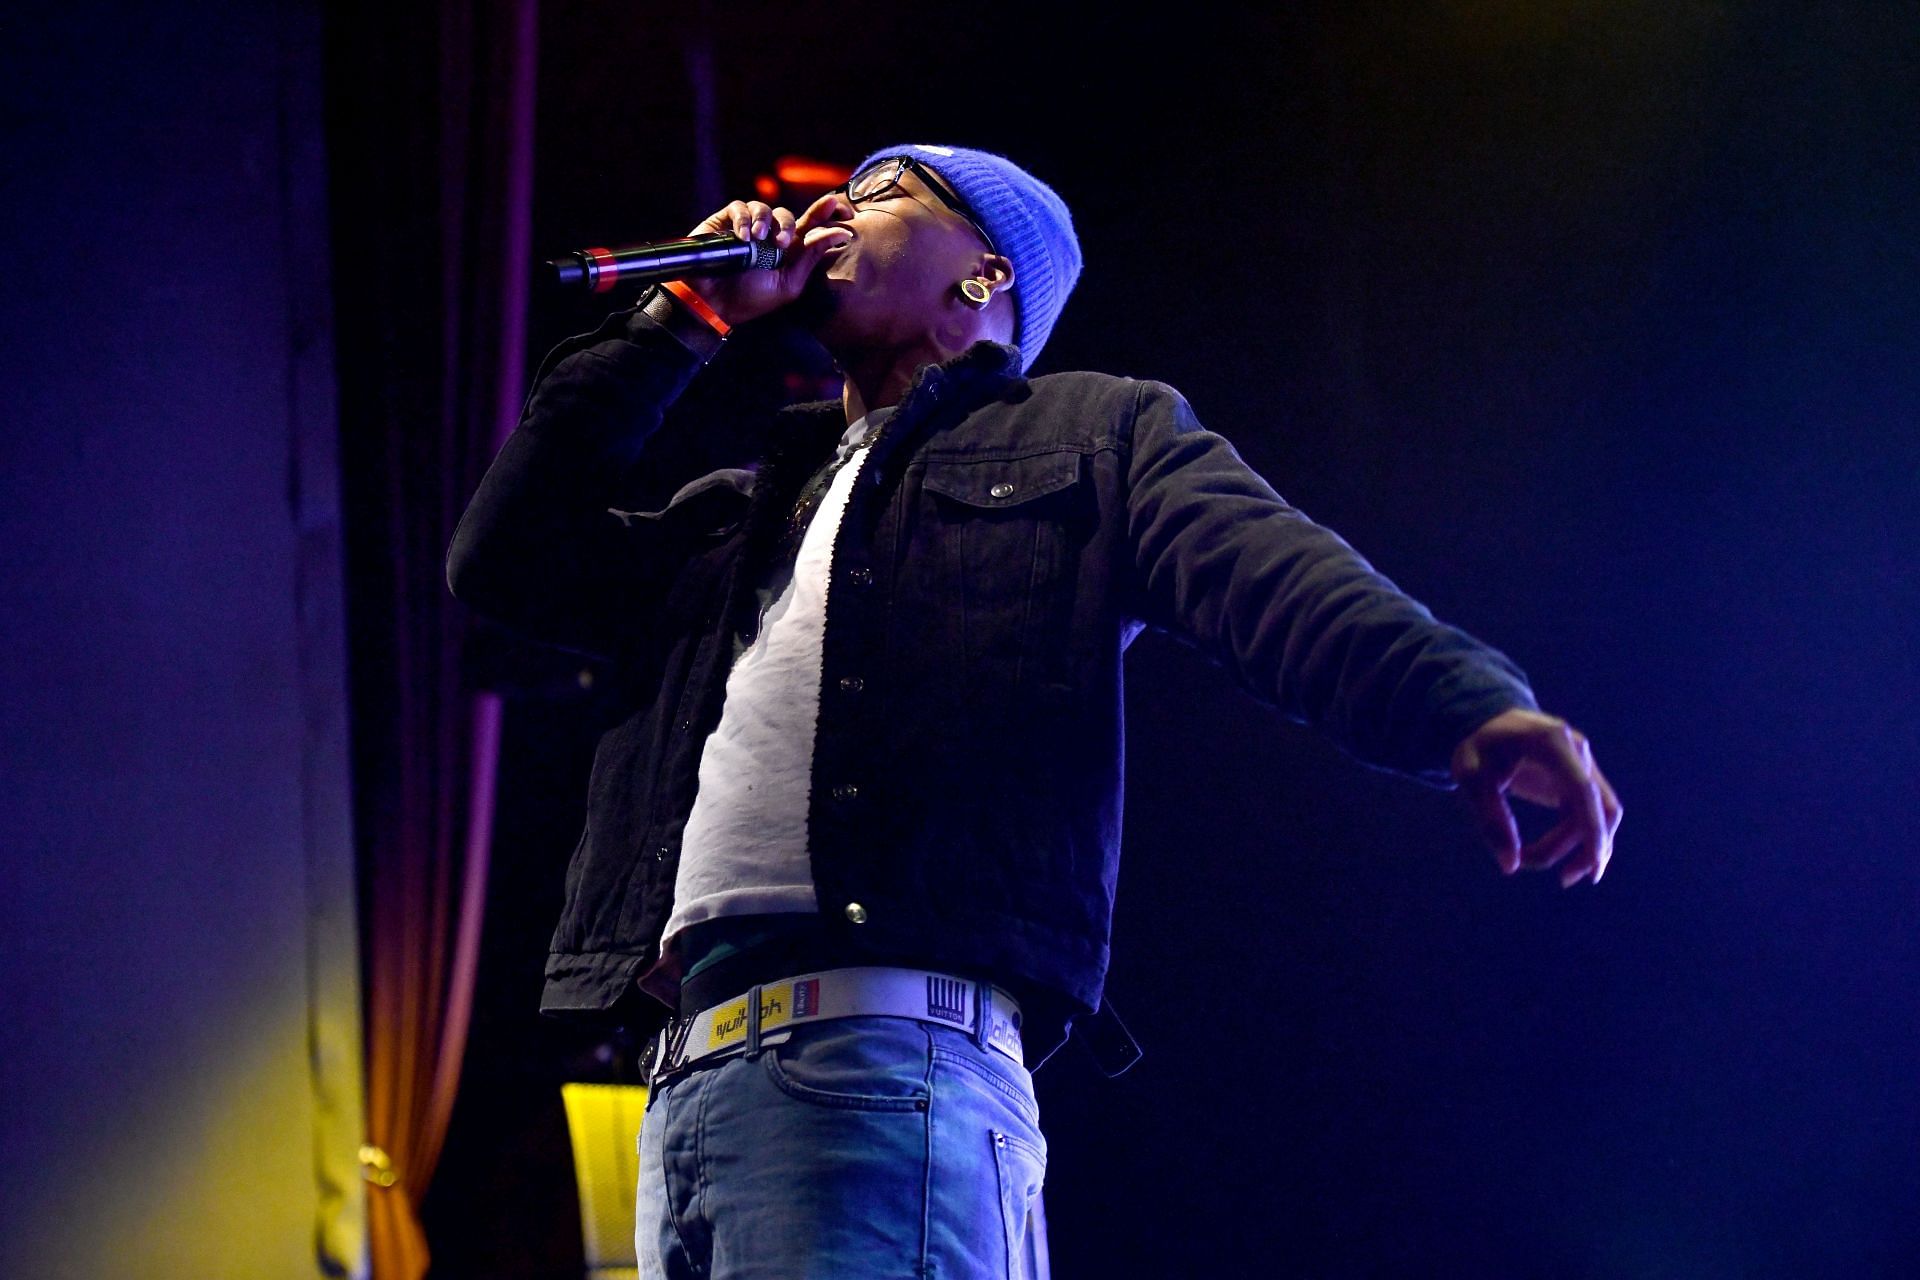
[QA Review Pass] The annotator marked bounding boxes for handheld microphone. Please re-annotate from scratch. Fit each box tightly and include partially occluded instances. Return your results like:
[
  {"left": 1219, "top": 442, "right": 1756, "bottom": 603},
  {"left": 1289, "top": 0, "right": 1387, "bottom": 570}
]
[{"left": 543, "top": 234, "right": 784, "bottom": 293}]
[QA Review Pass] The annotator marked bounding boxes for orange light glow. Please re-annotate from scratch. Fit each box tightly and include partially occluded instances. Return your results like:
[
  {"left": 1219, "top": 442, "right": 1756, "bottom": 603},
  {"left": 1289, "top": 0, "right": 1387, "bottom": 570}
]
[{"left": 774, "top": 156, "right": 852, "bottom": 189}]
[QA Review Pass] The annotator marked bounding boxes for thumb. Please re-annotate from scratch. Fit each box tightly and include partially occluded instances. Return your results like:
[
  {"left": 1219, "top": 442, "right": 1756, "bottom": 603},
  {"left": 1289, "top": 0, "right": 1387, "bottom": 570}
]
[
  {"left": 783, "top": 225, "right": 852, "bottom": 285},
  {"left": 1454, "top": 738, "right": 1521, "bottom": 874}
]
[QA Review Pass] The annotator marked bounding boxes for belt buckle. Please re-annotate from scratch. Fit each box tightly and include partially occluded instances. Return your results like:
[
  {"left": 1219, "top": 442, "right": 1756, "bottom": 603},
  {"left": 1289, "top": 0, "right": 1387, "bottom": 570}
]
[{"left": 642, "top": 1013, "right": 696, "bottom": 1085}]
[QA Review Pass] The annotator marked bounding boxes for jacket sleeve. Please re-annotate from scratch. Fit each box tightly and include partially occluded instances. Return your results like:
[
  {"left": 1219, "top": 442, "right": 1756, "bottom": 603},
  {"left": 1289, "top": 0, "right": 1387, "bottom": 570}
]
[
  {"left": 1123, "top": 378, "right": 1539, "bottom": 789},
  {"left": 446, "top": 291, "right": 731, "bottom": 662}
]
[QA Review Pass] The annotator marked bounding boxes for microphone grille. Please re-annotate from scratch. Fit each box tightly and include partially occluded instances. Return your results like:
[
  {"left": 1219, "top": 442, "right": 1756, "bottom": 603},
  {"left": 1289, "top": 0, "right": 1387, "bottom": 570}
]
[{"left": 747, "top": 239, "right": 783, "bottom": 270}]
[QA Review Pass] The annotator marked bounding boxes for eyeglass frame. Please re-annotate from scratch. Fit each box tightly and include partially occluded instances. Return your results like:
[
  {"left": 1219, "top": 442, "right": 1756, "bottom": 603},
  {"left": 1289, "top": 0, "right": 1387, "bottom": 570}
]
[{"left": 842, "top": 155, "right": 999, "bottom": 256}]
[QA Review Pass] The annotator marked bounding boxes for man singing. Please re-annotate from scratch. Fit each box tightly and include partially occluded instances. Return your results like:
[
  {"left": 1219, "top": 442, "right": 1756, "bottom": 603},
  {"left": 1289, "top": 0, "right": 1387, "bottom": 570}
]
[{"left": 448, "top": 143, "right": 1622, "bottom": 1279}]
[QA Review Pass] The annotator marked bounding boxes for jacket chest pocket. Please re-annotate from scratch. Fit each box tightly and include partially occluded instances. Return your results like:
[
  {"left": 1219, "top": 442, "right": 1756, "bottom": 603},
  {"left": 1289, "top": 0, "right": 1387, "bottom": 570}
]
[
  {"left": 913, "top": 450, "right": 1087, "bottom": 702},
  {"left": 921, "top": 449, "right": 1083, "bottom": 510}
]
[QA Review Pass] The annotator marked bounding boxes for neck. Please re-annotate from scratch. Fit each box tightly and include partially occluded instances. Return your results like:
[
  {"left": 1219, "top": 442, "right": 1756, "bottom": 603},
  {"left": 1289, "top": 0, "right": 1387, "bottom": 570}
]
[{"left": 836, "top": 328, "right": 982, "bottom": 424}]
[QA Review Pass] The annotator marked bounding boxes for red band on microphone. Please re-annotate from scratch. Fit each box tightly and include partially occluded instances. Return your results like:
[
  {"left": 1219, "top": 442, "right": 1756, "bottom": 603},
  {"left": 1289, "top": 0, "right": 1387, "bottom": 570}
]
[{"left": 584, "top": 247, "right": 619, "bottom": 293}]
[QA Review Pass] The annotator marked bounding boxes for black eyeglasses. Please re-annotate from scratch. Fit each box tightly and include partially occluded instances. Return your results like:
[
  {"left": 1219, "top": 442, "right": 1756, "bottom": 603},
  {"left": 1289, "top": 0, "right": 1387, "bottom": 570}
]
[{"left": 843, "top": 155, "right": 997, "bottom": 254}]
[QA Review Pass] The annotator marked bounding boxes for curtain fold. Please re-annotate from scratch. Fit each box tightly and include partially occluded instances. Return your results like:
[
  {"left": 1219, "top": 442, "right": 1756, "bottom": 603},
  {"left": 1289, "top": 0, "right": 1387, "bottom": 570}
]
[{"left": 329, "top": 3, "right": 538, "bottom": 1278}]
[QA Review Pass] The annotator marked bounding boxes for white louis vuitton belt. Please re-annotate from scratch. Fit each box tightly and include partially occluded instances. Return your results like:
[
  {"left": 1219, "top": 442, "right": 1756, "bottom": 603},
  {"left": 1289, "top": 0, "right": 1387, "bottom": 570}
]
[{"left": 640, "top": 966, "right": 1025, "bottom": 1084}]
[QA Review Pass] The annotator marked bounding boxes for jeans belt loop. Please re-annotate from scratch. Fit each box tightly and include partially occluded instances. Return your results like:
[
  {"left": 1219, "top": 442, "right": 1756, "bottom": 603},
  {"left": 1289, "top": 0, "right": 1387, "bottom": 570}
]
[
  {"left": 972, "top": 980, "right": 994, "bottom": 1053},
  {"left": 745, "top": 982, "right": 764, "bottom": 1056}
]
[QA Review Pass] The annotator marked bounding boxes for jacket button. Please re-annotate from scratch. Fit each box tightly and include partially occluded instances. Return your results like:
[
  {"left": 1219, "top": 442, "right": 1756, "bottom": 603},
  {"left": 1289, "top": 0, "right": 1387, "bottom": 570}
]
[
  {"left": 838, "top": 675, "right": 864, "bottom": 694},
  {"left": 990, "top": 481, "right": 1015, "bottom": 499},
  {"left": 848, "top": 567, "right": 873, "bottom": 587},
  {"left": 831, "top": 782, "right": 860, "bottom": 802},
  {"left": 844, "top": 902, "right": 869, "bottom": 924}
]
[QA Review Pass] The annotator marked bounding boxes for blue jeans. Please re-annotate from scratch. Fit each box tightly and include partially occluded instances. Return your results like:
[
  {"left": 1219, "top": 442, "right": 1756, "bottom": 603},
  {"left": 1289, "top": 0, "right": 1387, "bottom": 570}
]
[{"left": 635, "top": 1014, "right": 1050, "bottom": 1279}]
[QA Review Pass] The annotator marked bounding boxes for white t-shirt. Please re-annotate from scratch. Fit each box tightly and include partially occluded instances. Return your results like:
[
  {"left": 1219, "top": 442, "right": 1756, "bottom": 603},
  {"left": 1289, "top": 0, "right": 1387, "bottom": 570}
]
[{"left": 658, "top": 410, "right": 888, "bottom": 951}]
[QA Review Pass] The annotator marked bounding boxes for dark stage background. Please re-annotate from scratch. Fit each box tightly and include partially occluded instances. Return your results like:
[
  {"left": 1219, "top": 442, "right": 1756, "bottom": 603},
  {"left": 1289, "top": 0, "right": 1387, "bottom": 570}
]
[
  {"left": 420, "top": 5, "right": 1919, "bottom": 1277},
  {"left": 2, "top": 2, "right": 1912, "bottom": 1277}
]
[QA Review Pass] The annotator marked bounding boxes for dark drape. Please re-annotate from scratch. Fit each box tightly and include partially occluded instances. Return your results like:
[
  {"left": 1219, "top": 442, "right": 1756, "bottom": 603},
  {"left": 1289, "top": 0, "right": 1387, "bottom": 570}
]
[{"left": 326, "top": 2, "right": 538, "bottom": 1276}]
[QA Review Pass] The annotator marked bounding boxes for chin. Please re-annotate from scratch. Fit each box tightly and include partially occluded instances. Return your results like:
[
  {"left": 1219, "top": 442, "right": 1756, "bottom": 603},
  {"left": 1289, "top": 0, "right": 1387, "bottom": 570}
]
[{"left": 788, "top": 269, "right": 840, "bottom": 337}]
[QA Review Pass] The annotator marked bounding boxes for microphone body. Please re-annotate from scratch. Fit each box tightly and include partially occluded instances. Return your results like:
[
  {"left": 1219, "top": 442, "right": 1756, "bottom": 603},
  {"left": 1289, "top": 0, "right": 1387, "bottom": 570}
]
[{"left": 544, "top": 234, "right": 783, "bottom": 293}]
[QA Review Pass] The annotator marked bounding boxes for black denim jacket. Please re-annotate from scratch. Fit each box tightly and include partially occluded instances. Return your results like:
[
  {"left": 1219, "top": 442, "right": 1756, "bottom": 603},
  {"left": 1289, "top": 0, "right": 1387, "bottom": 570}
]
[{"left": 448, "top": 294, "right": 1538, "bottom": 1055}]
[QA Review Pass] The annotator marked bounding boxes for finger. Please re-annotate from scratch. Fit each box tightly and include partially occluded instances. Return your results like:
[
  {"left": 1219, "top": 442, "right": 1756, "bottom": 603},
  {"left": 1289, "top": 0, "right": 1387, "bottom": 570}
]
[
  {"left": 745, "top": 200, "right": 774, "bottom": 240},
  {"left": 796, "top": 225, "right": 853, "bottom": 271},
  {"left": 778, "top": 226, "right": 850, "bottom": 293},
  {"left": 1517, "top": 812, "right": 1586, "bottom": 873},
  {"left": 1555, "top": 795, "right": 1608, "bottom": 886},
  {"left": 1591, "top": 764, "right": 1623, "bottom": 883},
  {"left": 794, "top": 187, "right": 852, "bottom": 236},
  {"left": 1452, "top": 735, "right": 1522, "bottom": 872},
  {"left": 773, "top": 206, "right": 797, "bottom": 248},
  {"left": 724, "top": 199, "right": 752, "bottom": 240},
  {"left": 1559, "top": 778, "right": 1608, "bottom": 887},
  {"left": 1467, "top": 784, "right": 1521, "bottom": 874},
  {"left": 1544, "top": 724, "right": 1608, "bottom": 885}
]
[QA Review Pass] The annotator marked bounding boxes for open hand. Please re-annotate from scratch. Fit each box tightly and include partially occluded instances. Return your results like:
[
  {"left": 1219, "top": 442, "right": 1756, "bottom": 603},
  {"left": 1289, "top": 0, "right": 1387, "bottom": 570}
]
[{"left": 1450, "top": 708, "right": 1622, "bottom": 887}]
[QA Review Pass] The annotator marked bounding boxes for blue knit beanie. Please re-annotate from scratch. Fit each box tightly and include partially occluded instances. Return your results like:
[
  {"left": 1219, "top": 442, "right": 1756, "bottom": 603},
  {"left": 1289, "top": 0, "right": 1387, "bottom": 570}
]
[{"left": 851, "top": 143, "right": 1082, "bottom": 373}]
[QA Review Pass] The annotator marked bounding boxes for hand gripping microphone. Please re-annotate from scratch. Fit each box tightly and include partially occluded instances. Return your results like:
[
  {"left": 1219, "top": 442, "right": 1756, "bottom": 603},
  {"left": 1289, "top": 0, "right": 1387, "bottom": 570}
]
[{"left": 543, "top": 234, "right": 784, "bottom": 293}]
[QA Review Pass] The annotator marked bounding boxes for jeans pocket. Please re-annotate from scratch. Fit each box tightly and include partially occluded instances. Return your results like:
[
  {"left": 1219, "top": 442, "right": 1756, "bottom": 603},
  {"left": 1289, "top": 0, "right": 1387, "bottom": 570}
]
[
  {"left": 932, "top": 1040, "right": 1042, "bottom": 1130},
  {"left": 991, "top": 1129, "right": 1047, "bottom": 1280},
  {"left": 760, "top": 1016, "right": 934, "bottom": 1111}
]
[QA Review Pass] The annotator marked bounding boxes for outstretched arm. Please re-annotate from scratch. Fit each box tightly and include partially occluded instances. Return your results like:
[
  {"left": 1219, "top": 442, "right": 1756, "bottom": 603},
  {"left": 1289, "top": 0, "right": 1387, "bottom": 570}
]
[
  {"left": 1125, "top": 379, "right": 1621, "bottom": 883},
  {"left": 1125, "top": 378, "right": 1534, "bottom": 783}
]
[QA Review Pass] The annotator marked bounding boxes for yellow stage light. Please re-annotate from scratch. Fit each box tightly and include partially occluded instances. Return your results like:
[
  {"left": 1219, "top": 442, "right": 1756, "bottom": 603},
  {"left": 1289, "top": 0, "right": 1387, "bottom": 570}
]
[{"left": 560, "top": 1082, "right": 651, "bottom": 1280}]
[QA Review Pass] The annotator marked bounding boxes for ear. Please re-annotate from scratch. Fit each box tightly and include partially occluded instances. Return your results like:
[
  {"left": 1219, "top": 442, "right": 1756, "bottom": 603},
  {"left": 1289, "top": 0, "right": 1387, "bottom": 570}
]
[
  {"left": 973, "top": 253, "right": 1017, "bottom": 341},
  {"left": 974, "top": 252, "right": 1015, "bottom": 294}
]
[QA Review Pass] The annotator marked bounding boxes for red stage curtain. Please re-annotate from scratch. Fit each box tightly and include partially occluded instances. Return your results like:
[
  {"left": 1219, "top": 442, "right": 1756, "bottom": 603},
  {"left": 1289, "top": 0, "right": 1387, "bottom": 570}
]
[{"left": 327, "top": 3, "right": 538, "bottom": 1277}]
